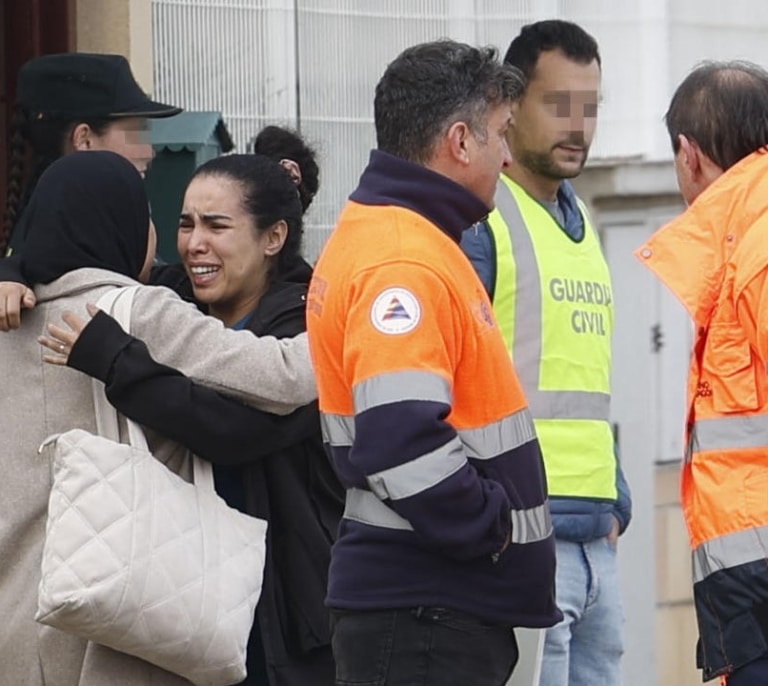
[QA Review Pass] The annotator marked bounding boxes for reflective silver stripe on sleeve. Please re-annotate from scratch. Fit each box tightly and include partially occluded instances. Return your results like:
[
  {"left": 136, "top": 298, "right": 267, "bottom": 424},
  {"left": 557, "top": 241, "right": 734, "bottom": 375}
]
[
  {"left": 321, "top": 413, "right": 355, "bottom": 447},
  {"left": 494, "top": 181, "right": 610, "bottom": 423},
  {"left": 459, "top": 408, "right": 537, "bottom": 459},
  {"left": 353, "top": 370, "right": 452, "bottom": 413},
  {"left": 693, "top": 525, "right": 768, "bottom": 583},
  {"left": 691, "top": 415, "right": 768, "bottom": 453},
  {"left": 510, "top": 502, "right": 553, "bottom": 544},
  {"left": 344, "top": 487, "right": 414, "bottom": 531},
  {"left": 527, "top": 390, "right": 610, "bottom": 422},
  {"left": 343, "top": 488, "right": 552, "bottom": 545},
  {"left": 367, "top": 436, "right": 466, "bottom": 500}
]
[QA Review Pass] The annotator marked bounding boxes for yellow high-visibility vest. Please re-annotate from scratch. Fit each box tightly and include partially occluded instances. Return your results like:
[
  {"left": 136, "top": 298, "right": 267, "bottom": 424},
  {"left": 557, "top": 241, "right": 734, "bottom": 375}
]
[{"left": 487, "top": 175, "right": 616, "bottom": 500}]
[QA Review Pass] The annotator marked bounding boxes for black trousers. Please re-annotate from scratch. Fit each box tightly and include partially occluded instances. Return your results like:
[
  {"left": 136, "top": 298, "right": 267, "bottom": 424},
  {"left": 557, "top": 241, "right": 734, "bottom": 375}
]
[
  {"left": 330, "top": 607, "right": 518, "bottom": 686},
  {"left": 728, "top": 657, "right": 768, "bottom": 685}
]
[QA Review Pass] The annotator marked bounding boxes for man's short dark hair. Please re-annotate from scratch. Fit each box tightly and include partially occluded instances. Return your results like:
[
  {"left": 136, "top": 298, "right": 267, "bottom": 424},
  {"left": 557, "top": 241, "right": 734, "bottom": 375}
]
[
  {"left": 665, "top": 61, "right": 768, "bottom": 171},
  {"left": 503, "top": 20, "right": 601, "bottom": 79},
  {"left": 374, "top": 40, "right": 524, "bottom": 164}
]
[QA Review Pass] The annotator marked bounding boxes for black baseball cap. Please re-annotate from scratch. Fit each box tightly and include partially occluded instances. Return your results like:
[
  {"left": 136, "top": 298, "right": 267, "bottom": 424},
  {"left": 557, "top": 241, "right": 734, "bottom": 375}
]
[{"left": 18, "top": 52, "right": 182, "bottom": 121}]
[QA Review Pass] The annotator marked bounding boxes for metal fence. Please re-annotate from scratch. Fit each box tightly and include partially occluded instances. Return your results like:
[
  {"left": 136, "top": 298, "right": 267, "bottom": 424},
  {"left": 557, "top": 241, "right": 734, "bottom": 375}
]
[{"left": 152, "top": 0, "right": 768, "bottom": 259}]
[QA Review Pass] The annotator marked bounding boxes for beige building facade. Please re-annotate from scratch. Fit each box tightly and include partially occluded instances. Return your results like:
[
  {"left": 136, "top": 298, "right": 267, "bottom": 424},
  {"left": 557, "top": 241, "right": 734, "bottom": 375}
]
[{"left": 75, "top": 0, "right": 154, "bottom": 92}]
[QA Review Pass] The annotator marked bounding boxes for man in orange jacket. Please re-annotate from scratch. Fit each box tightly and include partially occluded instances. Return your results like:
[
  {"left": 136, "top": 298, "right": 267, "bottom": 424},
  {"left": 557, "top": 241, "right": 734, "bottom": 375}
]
[
  {"left": 307, "top": 40, "right": 560, "bottom": 686},
  {"left": 636, "top": 61, "right": 768, "bottom": 685}
]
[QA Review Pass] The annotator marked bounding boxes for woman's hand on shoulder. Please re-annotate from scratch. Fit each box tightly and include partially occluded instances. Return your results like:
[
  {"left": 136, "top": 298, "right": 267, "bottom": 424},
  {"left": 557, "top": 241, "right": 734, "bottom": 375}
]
[
  {"left": 0, "top": 282, "right": 36, "bottom": 331},
  {"left": 38, "top": 304, "right": 98, "bottom": 365}
]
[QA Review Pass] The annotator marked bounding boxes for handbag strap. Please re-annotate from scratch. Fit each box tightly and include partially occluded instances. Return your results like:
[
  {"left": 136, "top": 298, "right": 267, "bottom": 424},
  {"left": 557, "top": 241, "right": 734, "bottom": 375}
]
[
  {"left": 92, "top": 286, "right": 216, "bottom": 493},
  {"left": 92, "top": 287, "right": 146, "bottom": 449}
]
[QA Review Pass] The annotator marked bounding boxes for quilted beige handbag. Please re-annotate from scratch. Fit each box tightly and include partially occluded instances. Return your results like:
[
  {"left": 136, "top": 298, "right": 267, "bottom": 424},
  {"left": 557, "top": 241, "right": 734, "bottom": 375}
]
[{"left": 36, "top": 286, "right": 268, "bottom": 686}]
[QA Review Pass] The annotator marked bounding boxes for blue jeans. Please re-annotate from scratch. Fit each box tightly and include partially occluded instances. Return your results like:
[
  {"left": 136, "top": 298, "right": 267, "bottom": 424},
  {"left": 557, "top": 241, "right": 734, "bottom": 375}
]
[
  {"left": 539, "top": 538, "right": 624, "bottom": 686},
  {"left": 330, "top": 607, "right": 518, "bottom": 686}
]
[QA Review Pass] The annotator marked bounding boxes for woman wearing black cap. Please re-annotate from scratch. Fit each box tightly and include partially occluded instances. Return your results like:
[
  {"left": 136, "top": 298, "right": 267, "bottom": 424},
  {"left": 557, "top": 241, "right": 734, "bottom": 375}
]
[{"left": 2, "top": 52, "right": 181, "bottom": 256}]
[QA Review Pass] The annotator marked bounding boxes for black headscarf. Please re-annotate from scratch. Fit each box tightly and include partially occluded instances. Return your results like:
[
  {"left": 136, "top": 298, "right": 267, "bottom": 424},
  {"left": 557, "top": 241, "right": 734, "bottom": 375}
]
[{"left": 21, "top": 150, "right": 150, "bottom": 285}]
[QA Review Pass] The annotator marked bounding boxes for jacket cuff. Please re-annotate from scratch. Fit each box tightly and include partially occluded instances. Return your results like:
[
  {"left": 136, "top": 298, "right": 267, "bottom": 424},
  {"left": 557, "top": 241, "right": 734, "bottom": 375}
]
[
  {"left": 67, "top": 310, "right": 134, "bottom": 383},
  {"left": 611, "top": 503, "right": 631, "bottom": 535},
  {"left": 0, "top": 253, "right": 26, "bottom": 284}
]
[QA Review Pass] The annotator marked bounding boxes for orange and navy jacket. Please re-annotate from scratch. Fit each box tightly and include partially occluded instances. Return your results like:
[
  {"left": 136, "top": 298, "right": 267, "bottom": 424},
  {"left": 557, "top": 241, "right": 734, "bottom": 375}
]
[
  {"left": 307, "top": 150, "right": 560, "bottom": 627},
  {"left": 637, "top": 150, "right": 768, "bottom": 681}
]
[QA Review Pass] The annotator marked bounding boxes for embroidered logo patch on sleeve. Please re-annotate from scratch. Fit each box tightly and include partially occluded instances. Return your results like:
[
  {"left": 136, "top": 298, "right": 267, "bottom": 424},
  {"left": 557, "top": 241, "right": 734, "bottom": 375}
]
[{"left": 370, "top": 287, "right": 422, "bottom": 334}]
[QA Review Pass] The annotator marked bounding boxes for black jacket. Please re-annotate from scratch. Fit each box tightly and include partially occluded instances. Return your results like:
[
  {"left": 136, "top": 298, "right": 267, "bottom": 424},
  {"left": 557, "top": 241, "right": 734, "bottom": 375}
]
[{"left": 67, "top": 269, "right": 342, "bottom": 686}]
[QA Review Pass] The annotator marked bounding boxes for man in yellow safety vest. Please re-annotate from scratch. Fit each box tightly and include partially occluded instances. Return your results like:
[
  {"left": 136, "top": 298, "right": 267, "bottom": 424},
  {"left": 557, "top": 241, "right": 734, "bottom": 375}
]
[{"left": 462, "top": 20, "right": 631, "bottom": 686}]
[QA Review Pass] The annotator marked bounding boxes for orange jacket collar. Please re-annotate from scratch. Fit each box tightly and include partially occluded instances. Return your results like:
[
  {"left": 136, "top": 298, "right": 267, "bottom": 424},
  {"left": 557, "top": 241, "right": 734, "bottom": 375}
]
[{"left": 635, "top": 150, "right": 768, "bottom": 327}]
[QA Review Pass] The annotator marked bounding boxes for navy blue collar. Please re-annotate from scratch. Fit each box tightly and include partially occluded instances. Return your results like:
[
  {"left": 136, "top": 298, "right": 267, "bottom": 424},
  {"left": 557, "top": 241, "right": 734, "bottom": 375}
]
[{"left": 349, "top": 150, "right": 490, "bottom": 243}]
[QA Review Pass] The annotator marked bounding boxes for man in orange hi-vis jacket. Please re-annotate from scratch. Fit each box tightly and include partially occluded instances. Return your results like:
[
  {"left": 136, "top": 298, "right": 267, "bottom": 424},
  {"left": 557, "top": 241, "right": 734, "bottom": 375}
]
[
  {"left": 306, "top": 40, "right": 561, "bottom": 686},
  {"left": 637, "top": 61, "right": 768, "bottom": 685}
]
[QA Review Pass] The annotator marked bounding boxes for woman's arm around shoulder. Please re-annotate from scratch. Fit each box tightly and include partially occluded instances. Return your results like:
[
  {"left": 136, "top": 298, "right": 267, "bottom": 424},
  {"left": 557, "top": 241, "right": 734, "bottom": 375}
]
[
  {"left": 65, "top": 309, "right": 318, "bottom": 463},
  {"left": 127, "top": 284, "right": 316, "bottom": 415}
]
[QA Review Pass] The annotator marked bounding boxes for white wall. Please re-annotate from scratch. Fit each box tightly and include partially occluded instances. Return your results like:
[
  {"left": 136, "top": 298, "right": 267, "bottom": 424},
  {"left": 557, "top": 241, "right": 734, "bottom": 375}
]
[{"left": 601, "top": 202, "right": 688, "bottom": 686}]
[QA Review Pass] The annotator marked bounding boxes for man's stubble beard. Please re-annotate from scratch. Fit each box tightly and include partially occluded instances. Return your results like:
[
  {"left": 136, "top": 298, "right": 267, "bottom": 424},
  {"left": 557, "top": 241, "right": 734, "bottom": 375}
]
[{"left": 514, "top": 145, "right": 589, "bottom": 181}]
